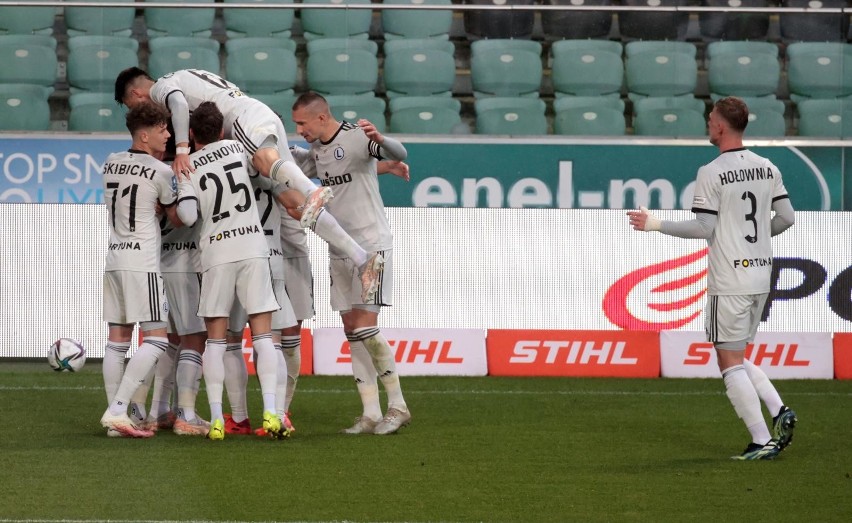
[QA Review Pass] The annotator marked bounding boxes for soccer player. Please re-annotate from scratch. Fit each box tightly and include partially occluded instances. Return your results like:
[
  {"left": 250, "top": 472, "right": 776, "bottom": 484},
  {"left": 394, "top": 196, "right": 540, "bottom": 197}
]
[
  {"left": 114, "top": 67, "right": 385, "bottom": 302},
  {"left": 174, "top": 101, "right": 290, "bottom": 440},
  {"left": 99, "top": 102, "right": 178, "bottom": 438},
  {"left": 291, "top": 92, "right": 412, "bottom": 435},
  {"left": 627, "top": 97, "right": 798, "bottom": 460}
]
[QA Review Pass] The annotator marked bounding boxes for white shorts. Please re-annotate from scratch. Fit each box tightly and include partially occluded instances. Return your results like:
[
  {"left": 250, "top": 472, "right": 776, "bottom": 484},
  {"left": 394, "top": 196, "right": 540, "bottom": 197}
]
[
  {"left": 284, "top": 256, "right": 314, "bottom": 320},
  {"left": 103, "top": 271, "right": 167, "bottom": 325},
  {"left": 162, "top": 271, "right": 206, "bottom": 336},
  {"left": 229, "top": 278, "right": 297, "bottom": 331},
  {"left": 198, "top": 258, "right": 280, "bottom": 318},
  {"left": 232, "top": 104, "right": 294, "bottom": 162},
  {"left": 329, "top": 249, "right": 393, "bottom": 311},
  {"left": 704, "top": 293, "right": 769, "bottom": 347}
]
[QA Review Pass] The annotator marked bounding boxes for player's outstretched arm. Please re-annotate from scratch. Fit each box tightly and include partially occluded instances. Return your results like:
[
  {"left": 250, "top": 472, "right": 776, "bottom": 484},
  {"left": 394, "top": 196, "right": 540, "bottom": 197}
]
[
  {"left": 626, "top": 206, "right": 661, "bottom": 231},
  {"left": 378, "top": 160, "right": 410, "bottom": 181},
  {"left": 771, "top": 197, "right": 795, "bottom": 236},
  {"left": 166, "top": 93, "right": 193, "bottom": 179},
  {"left": 358, "top": 118, "right": 407, "bottom": 161}
]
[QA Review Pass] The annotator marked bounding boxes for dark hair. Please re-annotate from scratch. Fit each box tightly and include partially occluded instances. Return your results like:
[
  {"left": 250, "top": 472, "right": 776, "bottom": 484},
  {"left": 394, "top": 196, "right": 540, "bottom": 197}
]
[
  {"left": 714, "top": 96, "right": 749, "bottom": 132},
  {"left": 114, "top": 66, "right": 153, "bottom": 105},
  {"left": 190, "top": 102, "right": 224, "bottom": 145},
  {"left": 292, "top": 91, "right": 328, "bottom": 112},
  {"left": 125, "top": 102, "right": 170, "bottom": 134}
]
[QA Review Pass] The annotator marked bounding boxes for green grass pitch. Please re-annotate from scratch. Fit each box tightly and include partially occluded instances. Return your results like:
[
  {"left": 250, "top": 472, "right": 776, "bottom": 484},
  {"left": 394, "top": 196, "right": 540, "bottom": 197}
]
[{"left": 1, "top": 362, "right": 851, "bottom": 522}]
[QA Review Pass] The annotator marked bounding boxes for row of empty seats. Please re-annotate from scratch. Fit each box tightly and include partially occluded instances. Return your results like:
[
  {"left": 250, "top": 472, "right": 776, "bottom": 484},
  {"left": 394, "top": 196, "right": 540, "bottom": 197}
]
[{"left": 3, "top": 1, "right": 852, "bottom": 42}]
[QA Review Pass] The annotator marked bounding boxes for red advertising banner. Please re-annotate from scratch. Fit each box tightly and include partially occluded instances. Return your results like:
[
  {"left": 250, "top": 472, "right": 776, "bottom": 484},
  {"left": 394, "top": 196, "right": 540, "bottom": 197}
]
[
  {"left": 833, "top": 333, "right": 852, "bottom": 379},
  {"left": 487, "top": 330, "right": 660, "bottom": 377}
]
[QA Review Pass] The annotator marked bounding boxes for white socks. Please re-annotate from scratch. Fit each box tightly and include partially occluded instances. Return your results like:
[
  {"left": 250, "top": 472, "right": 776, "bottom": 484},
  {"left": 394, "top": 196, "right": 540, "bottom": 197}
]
[
  {"left": 148, "top": 342, "right": 178, "bottom": 418},
  {"left": 347, "top": 335, "right": 382, "bottom": 421},
  {"left": 224, "top": 338, "right": 249, "bottom": 422},
  {"left": 108, "top": 337, "right": 168, "bottom": 417},
  {"left": 203, "top": 338, "right": 227, "bottom": 423},
  {"left": 722, "top": 364, "right": 771, "bottom": 445},
  {"left": 281, "top": 335, "right": 302, "bottom": 413},
  {"left": 269, "top": 159, "right": 319, "bottom": 196},
  {"left": 102, "top": 341, "right": 130, "bottom": 404},
  {"left": 253, "top": 333, "right": 279, "bottom": 414},
  {"left": 743, "top": 359, "right": 785, "bottom": 417},
  {"left": 176, "top": 348, "right": 203, "bottom": 422},
  {"left": 357, "top": 327, "right": 407, "bottom": 412},
  {"left": 312, "top": 209, "right": 368, "bottom": 268}
]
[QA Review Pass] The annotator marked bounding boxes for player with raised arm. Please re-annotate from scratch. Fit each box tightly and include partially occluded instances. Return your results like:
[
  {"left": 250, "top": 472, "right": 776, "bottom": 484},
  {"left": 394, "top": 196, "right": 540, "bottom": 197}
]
[
  {"left": 173, "top": 101, "right": 290, "bottom": 440},
  {"left": 99, "top": 103, "right": 180, "bottom": 438},
  {"left": 627, "top": 97, "right": 797, "bottom": 460},
  {"left": 114, "top": 67, "right": 385, "bottom": 303},
  {"left": 291, "top": 92, "right": 412, "bottom": 435}
]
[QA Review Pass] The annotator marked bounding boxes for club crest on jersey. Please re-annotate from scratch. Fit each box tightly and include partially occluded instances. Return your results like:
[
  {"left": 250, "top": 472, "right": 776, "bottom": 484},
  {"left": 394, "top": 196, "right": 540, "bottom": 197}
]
[{"left": 334, "top": 147, "right": 345, "bottom": 160}]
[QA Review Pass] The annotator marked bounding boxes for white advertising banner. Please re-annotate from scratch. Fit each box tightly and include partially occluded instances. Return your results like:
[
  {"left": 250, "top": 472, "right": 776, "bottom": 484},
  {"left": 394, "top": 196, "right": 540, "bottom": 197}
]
[
  {"left": 312, "top": 328, "right": 488, "bottom": 376},
  {"left": 660, "top": 331, "right": 835, "bottom": 379}
]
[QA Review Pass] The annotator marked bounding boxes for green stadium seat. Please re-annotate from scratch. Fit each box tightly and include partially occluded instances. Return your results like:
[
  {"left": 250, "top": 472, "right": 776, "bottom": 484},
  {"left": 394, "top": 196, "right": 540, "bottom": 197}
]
[
  {"left": 797, "top": 99, "right": 852, "bottom": 138},
  {"left": 65, "top": 0, "right": 136, "bottom": 37},
  {"left": 67, "top": 35, "right": 139, "bottom": 92},
  {"left": 383, "top": 39, "right": 456, "bottom": 98},
  {"left": 144, "top": 0, "right": 217, "bottom": 38},
  {"left": 0, "top": 4, "right": 55, "bottom": 35},
  {"left": 252, "top": 90, "right": 298, "bottom": 130},
  {"left": 0, "top": 35, "right": 57, "bottom": 87},
  {"left": 707, "top": 41, "right": 780, "bottom": 98},
  {"left": 474, "top": 97, "right": 547, "bottom": 135},
  {"left": 306, "top": 39, "right": 379, "bottom": 95},
  {"left": 223, "top": 0, "right": 295, "bottom": 39},
  {"left": 225, "top": 38, "right": 297, "bottom": 94},
  {"left": 148, "top": 37, "right": 221, "bottom": 79},
  {"left": 300, "top": 0, "right": 373, "bottom": 41},
  {"left": 0, "top": 84, "right": 51, "bottom": 131},
  {"left": 633, "top": 96, "right": 707, "bottom": 137},
  {"left": 625, "top": 41, "right": 697, "bottom": 99},
  {"left": 68, "top": 92, "right": 128, "bottom": 132},
  {"left": 389, "top": 96, "right": 464, "bottom": 134},
  {"left": 786, "top": 42, "right": 852, "bottom": 101},
  {"left": 740, "top": 97, "right": 787, "bottom": 138},
  {"left": 381, "top": 0, "right": 453, "bottom": 40},
  {"left": 550, "top": 39, "right": 623, "bottom": 97},
  {"left": 470, "top": 39, "right": 542, "bottom": 98},
  {"left": 553, "top": 96, "right": 626, "bottom": 136},
  {"left": 325, "top": 94, "right": 388, "bottom": 131}
]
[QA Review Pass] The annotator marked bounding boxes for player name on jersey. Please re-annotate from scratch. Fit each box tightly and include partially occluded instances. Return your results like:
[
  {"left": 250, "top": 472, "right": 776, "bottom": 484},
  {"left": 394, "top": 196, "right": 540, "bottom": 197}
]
[
  {"left": 190, "top": 141, "right": 244, "bottom": 169},
  {"left": 717, "top": 166, "right": 775, "bottom": 185},
  {"left": 102, "top": 162, "right": 157, "bottom": 179}
]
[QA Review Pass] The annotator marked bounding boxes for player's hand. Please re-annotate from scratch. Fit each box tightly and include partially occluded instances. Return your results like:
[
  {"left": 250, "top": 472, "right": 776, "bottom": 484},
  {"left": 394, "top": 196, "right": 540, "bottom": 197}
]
[
  {"left": 627, "top": 206, "right": 661, "bottom": 232},
  {"left": 358, "top": 119, "right": 383, "bottom": 143},
  {"left": 172, "top": 153, "right": 194, "bottom": 181},
  {"left": 381, "top": 161, "right": 410, "bottom": 181}
]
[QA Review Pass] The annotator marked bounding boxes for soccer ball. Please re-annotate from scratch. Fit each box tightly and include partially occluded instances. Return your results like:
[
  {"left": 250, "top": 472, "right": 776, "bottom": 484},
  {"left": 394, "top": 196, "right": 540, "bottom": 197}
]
[{"left": 48, "top": 338, "right": 86, "bottom": 372}]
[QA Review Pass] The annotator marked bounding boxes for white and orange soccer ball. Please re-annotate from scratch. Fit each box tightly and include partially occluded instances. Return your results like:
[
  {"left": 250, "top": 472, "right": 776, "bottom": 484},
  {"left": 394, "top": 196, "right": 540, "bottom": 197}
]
[{"left": 47, "top": 338, "right": 86, "bottom": 372}]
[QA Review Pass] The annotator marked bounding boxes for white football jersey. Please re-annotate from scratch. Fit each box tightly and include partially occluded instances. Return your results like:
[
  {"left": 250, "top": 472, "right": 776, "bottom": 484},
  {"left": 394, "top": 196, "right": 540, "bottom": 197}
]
[
  {"left": 691, "top": 148, "right": 789, "bottom": 295},
  {"left": 103, "top": 150, "right": 176, "bottom": 272},
  {"left": 186, "top": 140, "right": 269, "bottom": 271},
  {"left": 149, "top": 69, "right": 263, "bottom": 141},
  {"left": 307, "top": 122, "right": 392, "bottom": 256},
  {"left": 250, "top": 174, "right": 286, "bottom": 279},
  {"left": 160, "top": 213, "right": 202, "bottom": 273}
]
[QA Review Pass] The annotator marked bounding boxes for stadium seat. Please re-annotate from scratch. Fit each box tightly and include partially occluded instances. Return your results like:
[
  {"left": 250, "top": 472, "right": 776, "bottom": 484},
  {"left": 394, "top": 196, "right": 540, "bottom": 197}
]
[
  {"left": 541, "top": 0, "right": 614, "bottom": 40},
  {"left": 383, "top": 39, "right": 456, "bottom": 98},
  {"left": 148, "top": 37, "right": 221, "bottom": 79},
  {"left": 382, "top": 0, "right": 453, "bottom": 40},
  {"left": 68, "top": 92, "right": 128, "bottom": 132},
  {"left": 797, "top": 99, "right": 852, "bottom": 138},
  {"left": 144, "top": 0, "right": 217, "bottom": 38},
  {"left": 252, "top": 90, "right": 298, "bottom": 129},
  {"left": 470, "top": 39, "right": 543, "bottom": 98},
  {"left": 389, "top": 96, "right": 464, "bottom": 134},
  {"left": 618, "top": 0, "right": 691, "bottom": 41},
  {"left": 474, "top": 97, "right": 548, "bottom": 135},
  {"left": 550, "top": 39, "right": 623, "bottom": 97},
  {"left": 64, "top": 0, "right": 136, "bottom": 37},
  {"left": 0, "top": 84, "right": 51, "bottom": 131},
  {"left": 324, "top": 94, "right": 388, "bottom": 131},
  {"left": 633, "top": 97, "right": 707, "bottom": 137},
  {"left": 625, "top": 41, "right": 697, "bottom": 99},
  {"left": 786, "top": 42, "right": 852, "bottom": 100},
  {"left": 67, "top": 35, "right": 139, "bottom": 92},
  {"left": 0, "top": 4, "right": 55, "bottom": 35},
  {"left": 223, "top": 0, "right": 295, "bottom": 39},
  {"left": 464, "top": 0, "right": 536, "bottom": 40},
  {"left": 306, "top": 39, "right": 379, "bottom": 95},
  {"left": 0, "top": 35, "right": 57, "bottom": 87},
  {"left": 225, "top": 37, "right": 297, "bottom": 94},
  {"left": 698, "top": 0, "right": 770, "bottom": 41},
  {"left": 553, "top": 96, "right": 626, "bottom": 136},
  {"left": 739, "top": 97, "right": 787, "bottom": 138},
  {"left": 300, "top": 0, "right": 374, "bottom": 41},
  {"left": 780, "top": 0, "right": 849, "bottom": 42},
  {"left": 707, "top": 41, "right": 780, "bottom": 98}
]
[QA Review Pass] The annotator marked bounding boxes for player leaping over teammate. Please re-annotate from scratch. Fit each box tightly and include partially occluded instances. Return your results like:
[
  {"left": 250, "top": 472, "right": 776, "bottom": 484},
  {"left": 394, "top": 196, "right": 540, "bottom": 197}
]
[{"left": 115, "top": 67, "right": 383, "bottom": 302}]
